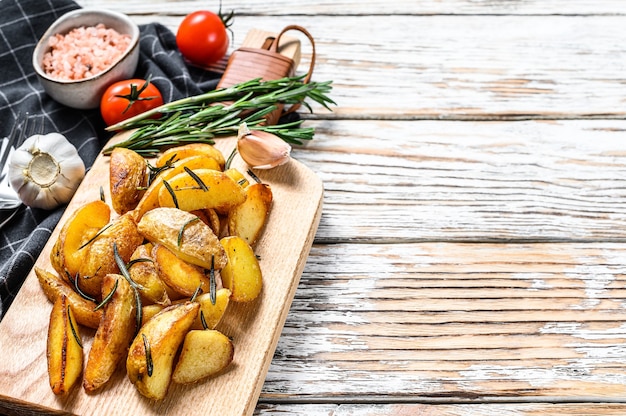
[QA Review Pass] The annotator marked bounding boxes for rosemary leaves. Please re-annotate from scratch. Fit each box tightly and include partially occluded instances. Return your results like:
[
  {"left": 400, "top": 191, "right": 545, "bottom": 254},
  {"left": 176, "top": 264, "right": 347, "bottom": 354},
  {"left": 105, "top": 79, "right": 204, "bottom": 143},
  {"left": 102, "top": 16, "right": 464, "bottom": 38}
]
[{"left": 103, "top": 76, "right": 335, "bottom": 157}]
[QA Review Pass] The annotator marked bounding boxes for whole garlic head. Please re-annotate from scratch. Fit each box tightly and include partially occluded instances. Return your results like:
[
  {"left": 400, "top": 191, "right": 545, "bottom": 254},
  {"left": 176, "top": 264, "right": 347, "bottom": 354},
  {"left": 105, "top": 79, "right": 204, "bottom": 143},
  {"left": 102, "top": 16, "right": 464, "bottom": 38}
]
[{"left": 9, "top": 132, "right": 85, "bottom": 210}]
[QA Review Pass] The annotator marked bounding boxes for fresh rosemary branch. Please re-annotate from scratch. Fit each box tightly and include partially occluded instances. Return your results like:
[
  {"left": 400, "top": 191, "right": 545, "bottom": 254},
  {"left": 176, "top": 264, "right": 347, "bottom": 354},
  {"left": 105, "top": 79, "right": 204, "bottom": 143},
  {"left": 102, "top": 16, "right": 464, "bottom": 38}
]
[{"left": 103, "top": 76, "right": 335, "bottom": 157}]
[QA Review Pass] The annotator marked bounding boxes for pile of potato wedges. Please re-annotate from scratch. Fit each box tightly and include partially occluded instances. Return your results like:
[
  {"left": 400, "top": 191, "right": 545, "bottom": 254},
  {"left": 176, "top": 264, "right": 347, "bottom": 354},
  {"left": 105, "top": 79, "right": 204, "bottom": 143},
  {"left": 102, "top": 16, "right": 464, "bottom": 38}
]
[{"left": 35, "top": 142, "right": 273, "bottom": 400}]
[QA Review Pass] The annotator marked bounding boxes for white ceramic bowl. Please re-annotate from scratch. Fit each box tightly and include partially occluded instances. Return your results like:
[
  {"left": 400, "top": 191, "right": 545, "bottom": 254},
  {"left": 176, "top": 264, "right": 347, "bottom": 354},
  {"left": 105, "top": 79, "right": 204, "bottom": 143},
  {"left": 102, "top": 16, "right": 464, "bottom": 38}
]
[{"left": 32, "top": 9, "right": 140, "bottom": 110}]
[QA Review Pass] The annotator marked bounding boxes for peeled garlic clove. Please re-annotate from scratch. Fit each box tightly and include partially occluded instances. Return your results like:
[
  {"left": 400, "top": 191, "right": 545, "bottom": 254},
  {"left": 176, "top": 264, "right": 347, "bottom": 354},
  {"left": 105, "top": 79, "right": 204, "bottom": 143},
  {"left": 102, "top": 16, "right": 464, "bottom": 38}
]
[
  {"left": 236, "top": 123, "right": 291, "bottom": 170},
  {"left": 9, "top": 132, "right": 85, "bottom": 210}
]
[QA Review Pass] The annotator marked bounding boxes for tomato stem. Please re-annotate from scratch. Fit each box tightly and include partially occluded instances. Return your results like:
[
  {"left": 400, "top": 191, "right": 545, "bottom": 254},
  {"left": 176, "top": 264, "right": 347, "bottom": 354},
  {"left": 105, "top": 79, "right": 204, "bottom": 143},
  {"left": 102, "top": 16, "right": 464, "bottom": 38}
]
[{"left": 115, "top": 75, "right": 159, "bottom": 114}]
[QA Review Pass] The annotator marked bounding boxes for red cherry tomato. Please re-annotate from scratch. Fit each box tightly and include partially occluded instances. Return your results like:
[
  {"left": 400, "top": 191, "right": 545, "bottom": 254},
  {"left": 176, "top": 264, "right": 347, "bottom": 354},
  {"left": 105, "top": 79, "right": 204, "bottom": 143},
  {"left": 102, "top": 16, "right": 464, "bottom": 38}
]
[
  {"left": 100, "top": 78, "right": 164, "bottom": 126},
  {"left": 176, "top": 10, "right": 232, "bottom": 66}
]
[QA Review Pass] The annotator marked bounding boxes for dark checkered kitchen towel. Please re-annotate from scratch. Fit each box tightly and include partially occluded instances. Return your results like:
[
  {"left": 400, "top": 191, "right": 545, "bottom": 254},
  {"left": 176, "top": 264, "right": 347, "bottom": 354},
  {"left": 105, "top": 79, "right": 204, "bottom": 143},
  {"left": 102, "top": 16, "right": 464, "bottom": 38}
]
[{"left": 0, "top": 0, "right": 221, "bottom": 319}]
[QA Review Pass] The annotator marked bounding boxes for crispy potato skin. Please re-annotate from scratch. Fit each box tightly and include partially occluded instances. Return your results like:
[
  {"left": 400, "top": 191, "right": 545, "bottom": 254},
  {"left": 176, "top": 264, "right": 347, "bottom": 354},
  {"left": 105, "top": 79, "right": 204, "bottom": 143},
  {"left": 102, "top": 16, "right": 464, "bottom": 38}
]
[
  {"left": 220, "top": 236, "right": 263, "bottom": 302},
  {"left": 79, "top": 212, "right": 144, "bottom": 298},
  {"left": 191, "top": 288, "right": 231, "bottom": 330},
  {"left": 155, "top": 143, "right": 225, "bottom": 170},
  {"left": 50, "top": 200, "right": 111, "bottom": 279},
  {"left": 157, "top": 168, "right": 246, "bottom": 214},
  {"left": 47, "top": 295, "right": 83, "bottom": 395},
  {"left": 83, "top": 274, "right": 137, "bottom": 393},
  {"left": 137, "top": 207, "right": 227, "bottom": 270},
  {"left": 129, "top": 244, "right": 171, "bottom": 306},
  {"left": 110, "top": 147, "right": 148, "bottom": 215},
  {"left": 172, "top": 329, "right": 234, "bottom": 384},
  {"left": 126, "top": 302, "right": 199, "bottom": 400},
  {"left": 133, "top": 154, "right": 222, "bottom": 219},
  {"left": 35, "top": 266, "right": 102, "bottom": 329},
  {"left": 153, "top": 244, "right": 212, "bottom": 298},
  {"left": 228, "top": 183, "right": 273, "bottom": 247}
]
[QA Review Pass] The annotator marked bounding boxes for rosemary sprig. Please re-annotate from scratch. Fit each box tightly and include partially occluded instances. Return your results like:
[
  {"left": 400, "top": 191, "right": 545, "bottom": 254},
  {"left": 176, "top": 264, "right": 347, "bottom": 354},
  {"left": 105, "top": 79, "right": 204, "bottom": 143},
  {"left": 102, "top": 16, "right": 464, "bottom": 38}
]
[
  {"left": 184, "top": 167, "right": 208, "bottom": 191},
  {"left": 178, "top": 217, "right": 200, "bottom": 247},
  {"left": 68, "top": 271, "right": 96, "bottom": 303},
  {"left": 113, "top": 243, "right": 143, "bottom": 331},
  {"left": 103, "top": 76, "right": 335, "bottom": 157},
  {"left": 94, "top": 279, "right": 119, "bottom": 311},
  {"left": 209, "top": 255, "right": 216, "bottom": 305},
  {"left": 162, "top": 180, "right": 178, "bottom": 208},
  {"left": 67, "top": 304, "right": 83, "bottom": 349},
  {"left": 142, "top": 333, "right": 153, "bottom": 377}
]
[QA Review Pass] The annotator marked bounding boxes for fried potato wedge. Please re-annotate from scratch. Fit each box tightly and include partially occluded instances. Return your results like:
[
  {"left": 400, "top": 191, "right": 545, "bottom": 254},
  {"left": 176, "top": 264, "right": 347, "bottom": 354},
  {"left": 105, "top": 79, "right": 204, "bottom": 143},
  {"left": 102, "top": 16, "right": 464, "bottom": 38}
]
[
  {"left": 228, "top": 183, "right": 273, "bottom": 247},
  {"left": 153, "top": 244, "right": 212, "bottom": 298},
  {"left": 224, "top": 167, "right": 249, "bottom": 188},
  {"left": 191, "top": 288, "right": 231, "bottom": 330},
  {"left": 220, "top": 236, "right": 263, "bottom": 302},
  {"left": 126, "top": 302, "right": 199, "bottom": 400},
  {"left": 172, "top": 329, "right": 234, "bottom": 385},
  {"left": 35, "top": 266, "right": 102, "bottom": 329},
  {"left": 137, "top": 207, "right": 227, "bottom": 270},
  {"left": 129, "top": 243, "right": 171, "bottom": 306},
  {"left": 157, "top": 169, "right": 246, "bottom": 214},
  {"left": 142, "top": 304, "right": 165, "bottom": 323},
  {"left": 191, "top": 208, "right": 220, "bottom": 236},
  {"left": 110, "top": 147, "right": 148, "bottom": 215},
  {"left": 79, "top": 212, "right": 144, "bottom": 298},
  {"left": 47, "top": 295, "right": 83, "bottom": 395},
  {"left": 134, "top": 155, "right": 222, "bottom": 219},
  {"left": 50, "top": 200, "right": 110, "bottom": 279},
  {"left": 84, "top": 274, "right": 137, "bottom": 393},
  {"left": 155, "top": 143, "right": 225, "bottom": 170}
]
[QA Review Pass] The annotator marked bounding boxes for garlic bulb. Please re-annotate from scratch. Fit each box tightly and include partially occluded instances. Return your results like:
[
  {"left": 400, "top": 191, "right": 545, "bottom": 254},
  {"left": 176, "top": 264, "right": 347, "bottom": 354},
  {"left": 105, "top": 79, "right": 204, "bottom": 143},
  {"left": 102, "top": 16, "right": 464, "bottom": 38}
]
[
  {"left": 236, "top": 123, "right": 291, "bottom": 169},
  {"left": 9, "top": 133, "right": 85, "bottom": 210}
]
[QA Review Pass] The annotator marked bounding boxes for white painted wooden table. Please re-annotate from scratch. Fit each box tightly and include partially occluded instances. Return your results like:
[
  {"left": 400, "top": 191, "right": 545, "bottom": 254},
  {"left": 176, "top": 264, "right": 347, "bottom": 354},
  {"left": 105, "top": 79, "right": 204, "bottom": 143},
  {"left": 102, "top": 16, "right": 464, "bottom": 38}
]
[{"left": 81, "top": 1, "right": 626, "bottom": 414}]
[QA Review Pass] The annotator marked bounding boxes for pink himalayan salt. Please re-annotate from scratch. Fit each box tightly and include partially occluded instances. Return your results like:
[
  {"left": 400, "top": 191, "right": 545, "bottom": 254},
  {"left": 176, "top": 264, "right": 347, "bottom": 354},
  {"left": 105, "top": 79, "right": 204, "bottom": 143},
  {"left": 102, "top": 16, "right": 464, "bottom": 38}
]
[{"left": 42, "top": 24, "right": 131, "bottom": 81}]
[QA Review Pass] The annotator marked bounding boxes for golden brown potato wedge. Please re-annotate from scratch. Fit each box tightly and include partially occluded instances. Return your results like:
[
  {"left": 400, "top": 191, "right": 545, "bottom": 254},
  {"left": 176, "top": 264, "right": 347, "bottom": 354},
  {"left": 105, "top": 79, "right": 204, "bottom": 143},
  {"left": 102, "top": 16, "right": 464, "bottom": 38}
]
[
  {"left": 109, "top": 147, "right": 148, "bottom": 215},
  {"left": 137, "top": 207, "right": 227, "bottom": 270},
  {"left": 172, "top": 329, "right": 234, "bottom": 385},
  {"left": 155, "top": 143, "right": 225, "bottom": 170},
  {"left": 219, "top": 236, "right": 263, "bottom": 302},
  {"left": 228, "top": 183, "right": 273, "bottom": 246},
  {"left": 84, "top": 274, "right": 137, "bottom": 393},
  {"left": 142, "top": 304, "right": 165, "bottom": 323},
  {"left": 128, "top": 243, "right": 171, "bottom": 306},
  {"left": 191, "top": 288, "right": 231, "bottom": 330},
  {"left": 47, "top": 295, "right": 83, "bottom": 395},
  {"left": 191, "top": 208, "right": 220, "bottom": 236},
  {"left": 126, "top": 302, "right": 199, "bottom": 400},
  {"left": 157, "top": 168, "right": 246, "bottom": 214},
  {"left": 153, "top": 244, "right": 212, "bottom": 298},
  {"left": 35, "top": 266, "right": 102, "bottom": 329},
  {"left": 224, "top": 167, "right": 249, "bottom": 188},
  {"left": 50, "top": 200, "right": 111, "bottom": 279},
  {"left": 78, "top": 212, "right": 144, "bottom": 298},
  {"left": 134, "top": 155, "right": 222, "bottom": 219}
]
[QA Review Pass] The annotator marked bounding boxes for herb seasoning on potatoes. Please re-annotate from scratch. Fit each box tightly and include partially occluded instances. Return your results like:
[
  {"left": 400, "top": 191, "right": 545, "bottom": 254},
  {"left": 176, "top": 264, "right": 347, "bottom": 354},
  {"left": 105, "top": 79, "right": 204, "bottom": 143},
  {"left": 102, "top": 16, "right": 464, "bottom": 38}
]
[{"left": 37, "top": 141, "right": 269, "bottom": 399}]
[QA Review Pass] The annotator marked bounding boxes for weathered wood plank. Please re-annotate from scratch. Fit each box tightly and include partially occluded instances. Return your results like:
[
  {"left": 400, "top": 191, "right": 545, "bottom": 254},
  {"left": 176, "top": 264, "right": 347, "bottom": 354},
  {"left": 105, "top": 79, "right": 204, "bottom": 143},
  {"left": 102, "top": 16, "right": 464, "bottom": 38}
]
[
  {"left": 254, "top": 403, "right": 626, "bottom": 415},
  {"left": 289, "top": 119, "right": 626, "bottom": 243},
  {"left": 72, "top": 8, "right": 626, "bottom": 119},
  {"left": 79, "top": 0, "right": 626, "bottom": 16},
  {"left": 259, "top": 242, "right": 626, "bottom": 400}
]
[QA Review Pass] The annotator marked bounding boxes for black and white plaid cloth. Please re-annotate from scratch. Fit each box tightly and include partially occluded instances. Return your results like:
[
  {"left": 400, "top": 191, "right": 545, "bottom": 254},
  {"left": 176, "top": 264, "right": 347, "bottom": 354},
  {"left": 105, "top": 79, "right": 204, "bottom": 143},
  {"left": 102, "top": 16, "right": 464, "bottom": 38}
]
[{"left": 0, "top": 0, "right": 221, "bottom": 319}]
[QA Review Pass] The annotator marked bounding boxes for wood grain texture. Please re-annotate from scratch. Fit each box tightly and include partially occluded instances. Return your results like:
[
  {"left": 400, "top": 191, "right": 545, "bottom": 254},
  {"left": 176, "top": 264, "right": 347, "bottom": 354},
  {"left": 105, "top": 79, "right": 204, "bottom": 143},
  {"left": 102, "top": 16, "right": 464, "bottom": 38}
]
[
  {"left": 254, "top": 403, "right": 626, "bottom": 416},
  {"left": 78, "top": 0, "right": 626, "bottom": 16},
  {"left": 79, "top": 3, "right": 626, "bottom": 119},
  {"left": 293, "top": 119, "right": 626, "bottom": 243},
  {"left": 260, "top": 242, "right": 626, "bottom": 400}
]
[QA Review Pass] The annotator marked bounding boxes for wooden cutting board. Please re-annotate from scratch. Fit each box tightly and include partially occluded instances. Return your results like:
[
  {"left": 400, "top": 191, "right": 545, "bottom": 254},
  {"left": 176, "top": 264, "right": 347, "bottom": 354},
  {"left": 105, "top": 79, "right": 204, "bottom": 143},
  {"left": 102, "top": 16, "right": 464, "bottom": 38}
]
[{"left": 0, "top": 131, "right": 323, "bottom": 415}]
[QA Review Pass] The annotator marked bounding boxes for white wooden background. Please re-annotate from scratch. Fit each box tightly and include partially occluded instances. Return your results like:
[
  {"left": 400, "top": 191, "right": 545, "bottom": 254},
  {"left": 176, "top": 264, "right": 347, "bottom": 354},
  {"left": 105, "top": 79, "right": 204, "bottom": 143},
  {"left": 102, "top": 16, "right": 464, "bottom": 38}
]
[{"left": 84, "top": 1, "right": 626, "bottom": 414}]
